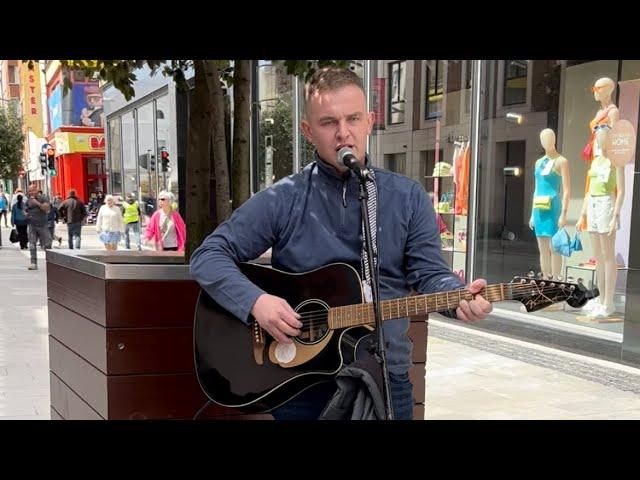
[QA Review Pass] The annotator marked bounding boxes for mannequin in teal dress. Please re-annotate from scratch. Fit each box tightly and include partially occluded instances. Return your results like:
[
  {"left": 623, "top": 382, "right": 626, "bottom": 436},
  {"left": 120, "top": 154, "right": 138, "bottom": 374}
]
[{"left": 529, "top": 128, "right": 570, "bottom": 280}]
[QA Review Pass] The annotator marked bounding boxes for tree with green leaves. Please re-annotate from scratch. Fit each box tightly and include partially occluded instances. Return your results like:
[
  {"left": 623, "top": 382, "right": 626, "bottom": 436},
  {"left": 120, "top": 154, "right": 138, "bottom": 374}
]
[
  {"left": 0, "top": 103, "right": 25, "bottom": 181},
  {"left": 26, "top": 59, "right": 357, "bottom": 261}
]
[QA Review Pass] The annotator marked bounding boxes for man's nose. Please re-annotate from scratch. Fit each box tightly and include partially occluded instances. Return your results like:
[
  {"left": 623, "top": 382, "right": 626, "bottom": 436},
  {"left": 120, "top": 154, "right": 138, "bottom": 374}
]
[{"left": 336, "top": 120, "right": 350, "bottom": 141}]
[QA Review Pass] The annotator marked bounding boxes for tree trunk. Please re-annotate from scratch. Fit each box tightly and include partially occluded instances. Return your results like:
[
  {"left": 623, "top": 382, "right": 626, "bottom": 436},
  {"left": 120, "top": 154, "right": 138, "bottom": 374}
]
[
  {"left": 232, "top": 60, "right": 251, "bottom": 210},
  {"left": 204, "top": 61, "right": 232, "bottom": 224},
  {"left": 185, "top": 60, "right": 216, "bottom": 261}
]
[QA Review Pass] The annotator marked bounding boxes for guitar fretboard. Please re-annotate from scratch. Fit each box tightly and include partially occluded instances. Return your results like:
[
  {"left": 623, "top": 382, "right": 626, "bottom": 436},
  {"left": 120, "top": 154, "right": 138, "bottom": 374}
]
[{"left": 328, "top": 284, "right": 512, "bottom": 329}]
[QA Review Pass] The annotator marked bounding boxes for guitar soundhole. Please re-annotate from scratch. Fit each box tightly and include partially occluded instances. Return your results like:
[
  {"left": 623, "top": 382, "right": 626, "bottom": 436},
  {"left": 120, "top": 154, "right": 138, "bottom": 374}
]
[{"left": 295, "top": 299, "right": 329, "bottom": 345}]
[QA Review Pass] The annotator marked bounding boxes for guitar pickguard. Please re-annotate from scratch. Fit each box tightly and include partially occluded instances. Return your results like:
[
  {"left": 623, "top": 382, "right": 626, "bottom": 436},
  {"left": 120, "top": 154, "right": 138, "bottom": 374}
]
[{"left": 267, "top": 331, "right": 335, "bottom": 368}]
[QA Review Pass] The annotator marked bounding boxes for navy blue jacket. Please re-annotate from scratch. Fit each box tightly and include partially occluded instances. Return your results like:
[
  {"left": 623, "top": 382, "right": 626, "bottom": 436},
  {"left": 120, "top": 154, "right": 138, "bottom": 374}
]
[{"left": 190, "top": 155, "right": 464, "bottom": 374}]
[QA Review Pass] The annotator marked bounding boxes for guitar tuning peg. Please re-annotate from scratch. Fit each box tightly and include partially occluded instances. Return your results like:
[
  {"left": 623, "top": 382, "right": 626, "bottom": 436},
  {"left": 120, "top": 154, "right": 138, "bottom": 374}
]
[
  {"left": 547, "top": 274, "right": 554, "bottom": 280},
  {"left": 527, "top": 271, "right": 535, "bottom": 278},
  {"left": 577, "top": 278, "right": 583, "bottom": 284},
  {"left": 557, "top": 275, "right": 564, "bottom": 281},
  {"left": 537, "top": 272, "right": 544, "bottom": 279}
]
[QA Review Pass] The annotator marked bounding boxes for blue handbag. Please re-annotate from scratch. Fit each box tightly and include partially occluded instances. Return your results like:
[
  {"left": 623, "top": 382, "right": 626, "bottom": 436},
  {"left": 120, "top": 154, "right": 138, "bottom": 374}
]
[
  {"left": 570, "top": 231, "right": 583, "bottom": 253},
  {"left": 552, "top": 229, "right": 582, "bottom": 257},
  {"left": 552, "top": 229, "right": 571, "bottom": 257}
]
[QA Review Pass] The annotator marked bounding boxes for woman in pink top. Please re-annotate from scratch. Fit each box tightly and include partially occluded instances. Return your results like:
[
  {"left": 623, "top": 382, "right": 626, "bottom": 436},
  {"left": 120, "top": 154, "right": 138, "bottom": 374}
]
[{"left": 144, "top": 191, "right": 186, "bottom": 252}]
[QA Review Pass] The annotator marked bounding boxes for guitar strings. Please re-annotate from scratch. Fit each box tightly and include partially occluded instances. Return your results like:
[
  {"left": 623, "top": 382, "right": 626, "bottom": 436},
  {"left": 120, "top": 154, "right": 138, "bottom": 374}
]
[
  {"left": 295, "top": 284, "right": 575, "bottom": 325},
  {"left": 292, "top": 283, "right": 579, "bottom": 327}
]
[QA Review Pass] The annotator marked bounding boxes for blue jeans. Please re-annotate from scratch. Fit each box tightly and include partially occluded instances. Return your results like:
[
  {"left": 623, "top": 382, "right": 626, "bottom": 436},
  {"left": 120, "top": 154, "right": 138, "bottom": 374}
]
[
  {"left": 271, "top": 371, "right": 415, "bottom": 420},
  {"left": 67, "top": 222, "right": 82, "bottom": 249},
  {"left": 124, "top": 221, "right": 141, "bottom": 250},
  {"left": 28, "top": 224, "right": 52, "bottom": 265}
]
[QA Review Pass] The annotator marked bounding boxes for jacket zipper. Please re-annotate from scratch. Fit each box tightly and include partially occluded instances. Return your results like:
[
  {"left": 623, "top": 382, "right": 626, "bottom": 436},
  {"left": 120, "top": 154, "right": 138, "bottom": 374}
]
[{"left": 340, "top": 179, "right": 348, "bottom": 230}]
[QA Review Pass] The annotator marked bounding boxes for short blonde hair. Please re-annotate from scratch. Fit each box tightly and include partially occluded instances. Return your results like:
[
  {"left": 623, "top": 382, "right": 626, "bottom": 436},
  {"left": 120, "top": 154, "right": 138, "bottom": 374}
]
[
  {"left": 158, "top": 191, "right": 175, "bottom": 207},
  {"left": 105, "top": 194, "right": 115, "bottom": 204}
]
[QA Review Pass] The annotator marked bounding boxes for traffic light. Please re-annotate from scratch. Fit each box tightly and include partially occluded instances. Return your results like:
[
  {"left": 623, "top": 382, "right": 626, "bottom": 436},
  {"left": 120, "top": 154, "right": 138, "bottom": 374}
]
[
  {"left": 160, "top": 148, "right": 170, "bottom": 172},
  {"left": 39, "top": 152, "right": 47, "bottom": 174},
  {"left": 149, "top": 154, "right": 156, "bottom": 171},
  {"left": 47, "top": 148, "right": 57, "bottom": 176}
]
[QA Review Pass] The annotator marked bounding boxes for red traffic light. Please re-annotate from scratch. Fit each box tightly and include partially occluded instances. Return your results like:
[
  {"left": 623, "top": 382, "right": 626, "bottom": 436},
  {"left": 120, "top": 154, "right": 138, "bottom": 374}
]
[{"left": 161, "top": 150, "right": 169, "bottom": 160}]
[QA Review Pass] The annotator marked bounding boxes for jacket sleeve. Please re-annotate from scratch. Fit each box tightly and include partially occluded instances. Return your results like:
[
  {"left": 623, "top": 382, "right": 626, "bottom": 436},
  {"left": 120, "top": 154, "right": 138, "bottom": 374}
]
[
  {"left": 404, "top": 182, "right": 465, "bottom": 318},
  {"left": 144, "top": 212, "right": 157, "bottom": 242},
  {"left": 95, "top": 207, "right": 103, "bottom": 232},
  {"left": 189, "top": 187, "right": 285, "bottom": 324},
  {"left": 58, "top": 201, "right": 66, "bottom": 221}
]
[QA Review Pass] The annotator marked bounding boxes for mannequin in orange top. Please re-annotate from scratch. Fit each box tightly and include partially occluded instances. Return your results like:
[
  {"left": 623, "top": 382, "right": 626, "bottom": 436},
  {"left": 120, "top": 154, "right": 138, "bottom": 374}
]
[{"left": 579, "top": 77, "right": 619, "bottom": 211}]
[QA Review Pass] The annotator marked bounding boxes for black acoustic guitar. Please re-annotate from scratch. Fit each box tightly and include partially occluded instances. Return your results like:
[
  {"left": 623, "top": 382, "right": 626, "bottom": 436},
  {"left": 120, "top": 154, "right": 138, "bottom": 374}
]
[{"left": 193, "top": 262, "right": 597, "bottom": 413}]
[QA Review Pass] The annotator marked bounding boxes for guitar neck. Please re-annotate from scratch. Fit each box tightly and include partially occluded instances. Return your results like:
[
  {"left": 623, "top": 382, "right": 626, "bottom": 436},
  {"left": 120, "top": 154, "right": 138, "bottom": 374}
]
[{"left": 328, "top": 284, "right": 513, "bottom": 329}]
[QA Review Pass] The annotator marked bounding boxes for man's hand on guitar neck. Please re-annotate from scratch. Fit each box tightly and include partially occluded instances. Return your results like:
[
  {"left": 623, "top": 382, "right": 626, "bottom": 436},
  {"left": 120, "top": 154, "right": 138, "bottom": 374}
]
[
  {"left": 251, "top": 294, "right": 303, "bottom": 344},
  {"left": 456, "top": 278, "right": 493, "bottom": 322}
]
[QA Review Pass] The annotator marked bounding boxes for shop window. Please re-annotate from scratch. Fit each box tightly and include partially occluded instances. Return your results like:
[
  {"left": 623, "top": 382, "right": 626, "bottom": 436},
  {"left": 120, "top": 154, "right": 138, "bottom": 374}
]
[
  {"left": 425, "top": 60, "right": 444, "bottom": 119},
  {"left": 503, "top": 60, "right": 528, "bottom": 106},
  {"left": 388, "top": 61, "right": 406, "bottom": 125}
]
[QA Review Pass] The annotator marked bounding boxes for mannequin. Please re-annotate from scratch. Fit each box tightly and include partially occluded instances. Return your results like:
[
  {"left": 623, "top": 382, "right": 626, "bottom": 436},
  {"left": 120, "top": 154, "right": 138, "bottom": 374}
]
[
  {"left": 529, "top": 128, "right": 570, "bottom": 279},
  {"left": 577, "top": 127, "right": 625, "bottom": 318},
  {"left": 588, "top": 77, "right": 619, "bottom": 160}
]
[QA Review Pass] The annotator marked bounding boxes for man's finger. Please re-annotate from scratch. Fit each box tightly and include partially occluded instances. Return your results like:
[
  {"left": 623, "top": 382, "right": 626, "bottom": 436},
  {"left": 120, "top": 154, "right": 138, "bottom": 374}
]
[
  {"left": 456, "top": 306, "right": 469, "bottom": 322},
  {"left": 281, "top": 309, "right": 303, "bottom": 329},
  {"left": 468, "top": 278, "right": 487, "bottom": 295},
  {"left": 277, "top": 318, "right": 301, "bottom": 337},
  {"left": 267, "top": 326, "right": 291, "bottom": 344},
  {"left": 458, "top": 300, "right": 474, "bottom": 322},
  {"left": 467, "top": 299, "right": 485, "bottom": 319}
]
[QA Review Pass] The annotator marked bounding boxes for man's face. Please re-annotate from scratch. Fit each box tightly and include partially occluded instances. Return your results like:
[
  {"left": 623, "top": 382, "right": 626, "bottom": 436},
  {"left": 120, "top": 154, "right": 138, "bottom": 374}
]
[
  {"left": 301, "top": 85, "right": 374, "bottom": 172},
  {"left": 86, "top": 94, "right": 103, "bottom": 109},
  {"left": 28, "top": 185, "right": 37, "bottom": 197}
]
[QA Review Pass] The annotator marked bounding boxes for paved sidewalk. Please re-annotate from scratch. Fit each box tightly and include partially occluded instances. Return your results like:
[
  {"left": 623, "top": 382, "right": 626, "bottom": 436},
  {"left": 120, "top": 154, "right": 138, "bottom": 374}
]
[{"left": 425, "top": 317, "right": 640, "bottom": 419}]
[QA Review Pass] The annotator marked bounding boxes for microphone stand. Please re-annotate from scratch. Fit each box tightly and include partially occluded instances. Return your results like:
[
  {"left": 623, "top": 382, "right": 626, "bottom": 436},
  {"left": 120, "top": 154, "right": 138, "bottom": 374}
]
[{"left": 355, "top": 167, "right": 394, "bottom": 421}]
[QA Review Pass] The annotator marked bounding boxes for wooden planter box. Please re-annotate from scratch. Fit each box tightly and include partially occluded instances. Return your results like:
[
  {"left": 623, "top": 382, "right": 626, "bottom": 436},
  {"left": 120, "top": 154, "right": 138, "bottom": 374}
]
[{"left": 46, "top": 250, "right": 427, "bottom": 420}]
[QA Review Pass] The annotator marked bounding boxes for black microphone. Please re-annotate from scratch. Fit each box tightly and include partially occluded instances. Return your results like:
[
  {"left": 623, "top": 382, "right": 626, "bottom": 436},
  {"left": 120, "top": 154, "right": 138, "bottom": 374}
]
[{"left": 337, "top": 147, "right": 370, "bottom": 179}]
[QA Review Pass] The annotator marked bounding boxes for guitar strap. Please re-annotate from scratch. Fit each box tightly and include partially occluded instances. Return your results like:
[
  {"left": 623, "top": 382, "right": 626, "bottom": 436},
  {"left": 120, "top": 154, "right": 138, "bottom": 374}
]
[{"left": 360, "top": 169, "right": 378, "bottom": 303}]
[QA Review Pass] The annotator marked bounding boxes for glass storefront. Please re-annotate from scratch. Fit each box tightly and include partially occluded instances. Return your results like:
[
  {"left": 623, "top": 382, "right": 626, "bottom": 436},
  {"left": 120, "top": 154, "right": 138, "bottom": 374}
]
[
  {"left": 369, "top": 60, "right": 473, "bottom": 284},
  {"left": 106, "top": 92, "right": 178, "bottom": 219},
  {"left": 474, "top": 60, "right": 638, "bottom": 340},
  {"left": 248, "top": 60, "right": 640, "bottom": 362}
]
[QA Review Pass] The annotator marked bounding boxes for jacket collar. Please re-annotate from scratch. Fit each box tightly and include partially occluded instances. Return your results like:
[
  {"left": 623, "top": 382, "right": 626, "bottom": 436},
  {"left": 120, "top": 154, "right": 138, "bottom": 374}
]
[{"left": 314, "top": 150, "right": 371, "bottom": 183}]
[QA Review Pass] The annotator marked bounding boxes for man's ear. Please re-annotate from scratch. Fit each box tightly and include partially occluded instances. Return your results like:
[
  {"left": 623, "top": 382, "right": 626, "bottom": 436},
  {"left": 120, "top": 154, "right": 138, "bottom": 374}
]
[
  {"left": 367, "top": 111, "right": 375, "bottom": 134},
  {"left": 301, "top": 119, "right": 313, "bottom": 144}
]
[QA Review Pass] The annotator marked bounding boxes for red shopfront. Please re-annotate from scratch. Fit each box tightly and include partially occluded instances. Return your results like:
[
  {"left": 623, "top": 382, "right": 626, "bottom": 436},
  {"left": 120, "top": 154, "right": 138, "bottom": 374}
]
[{"left": 49, "top": 127, "right": 107, "bottom": 203}]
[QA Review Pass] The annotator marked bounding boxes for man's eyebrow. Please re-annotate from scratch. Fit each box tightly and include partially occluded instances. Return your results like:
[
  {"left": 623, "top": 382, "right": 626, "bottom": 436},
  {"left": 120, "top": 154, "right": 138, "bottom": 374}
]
[{"left": 318, "top": 112, "right": 363, "bottom": 122}]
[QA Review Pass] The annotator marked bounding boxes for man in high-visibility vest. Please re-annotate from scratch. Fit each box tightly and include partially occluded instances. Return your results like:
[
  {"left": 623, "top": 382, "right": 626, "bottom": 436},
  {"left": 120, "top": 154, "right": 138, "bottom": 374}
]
[{"left": 122, "top": 193, "right": 143, "bottom": 251}]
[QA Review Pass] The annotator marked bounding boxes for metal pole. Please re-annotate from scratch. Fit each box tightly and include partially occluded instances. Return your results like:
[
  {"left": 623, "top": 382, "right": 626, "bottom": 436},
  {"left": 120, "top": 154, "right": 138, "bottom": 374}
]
[{"left": 466, "top": 60, "right": 483, "bottom": 282}]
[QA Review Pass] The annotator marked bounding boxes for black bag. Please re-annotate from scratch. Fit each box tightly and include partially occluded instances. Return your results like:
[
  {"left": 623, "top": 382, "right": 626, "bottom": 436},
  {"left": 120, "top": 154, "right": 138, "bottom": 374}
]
[{"left": 9, "top": 228, "right": 18, "bottom": 243}]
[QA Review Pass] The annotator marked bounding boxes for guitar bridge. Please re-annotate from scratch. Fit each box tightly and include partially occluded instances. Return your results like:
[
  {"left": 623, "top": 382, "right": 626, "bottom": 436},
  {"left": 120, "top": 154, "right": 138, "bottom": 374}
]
[{"left": 252, "top": 322, "right": 265, "bottom": 365}]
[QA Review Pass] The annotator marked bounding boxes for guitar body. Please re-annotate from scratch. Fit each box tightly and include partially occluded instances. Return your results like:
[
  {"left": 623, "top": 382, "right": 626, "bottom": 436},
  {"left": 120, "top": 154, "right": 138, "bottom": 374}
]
[{"left": 194, "top": 262, "right": 372, "bottom": 413}]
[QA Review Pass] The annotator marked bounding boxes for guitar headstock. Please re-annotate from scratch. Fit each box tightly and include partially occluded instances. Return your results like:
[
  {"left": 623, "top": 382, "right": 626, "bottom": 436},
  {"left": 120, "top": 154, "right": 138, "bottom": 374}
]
[{"left": 509, "top": 273, "right": 599, "bottom": 312}]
